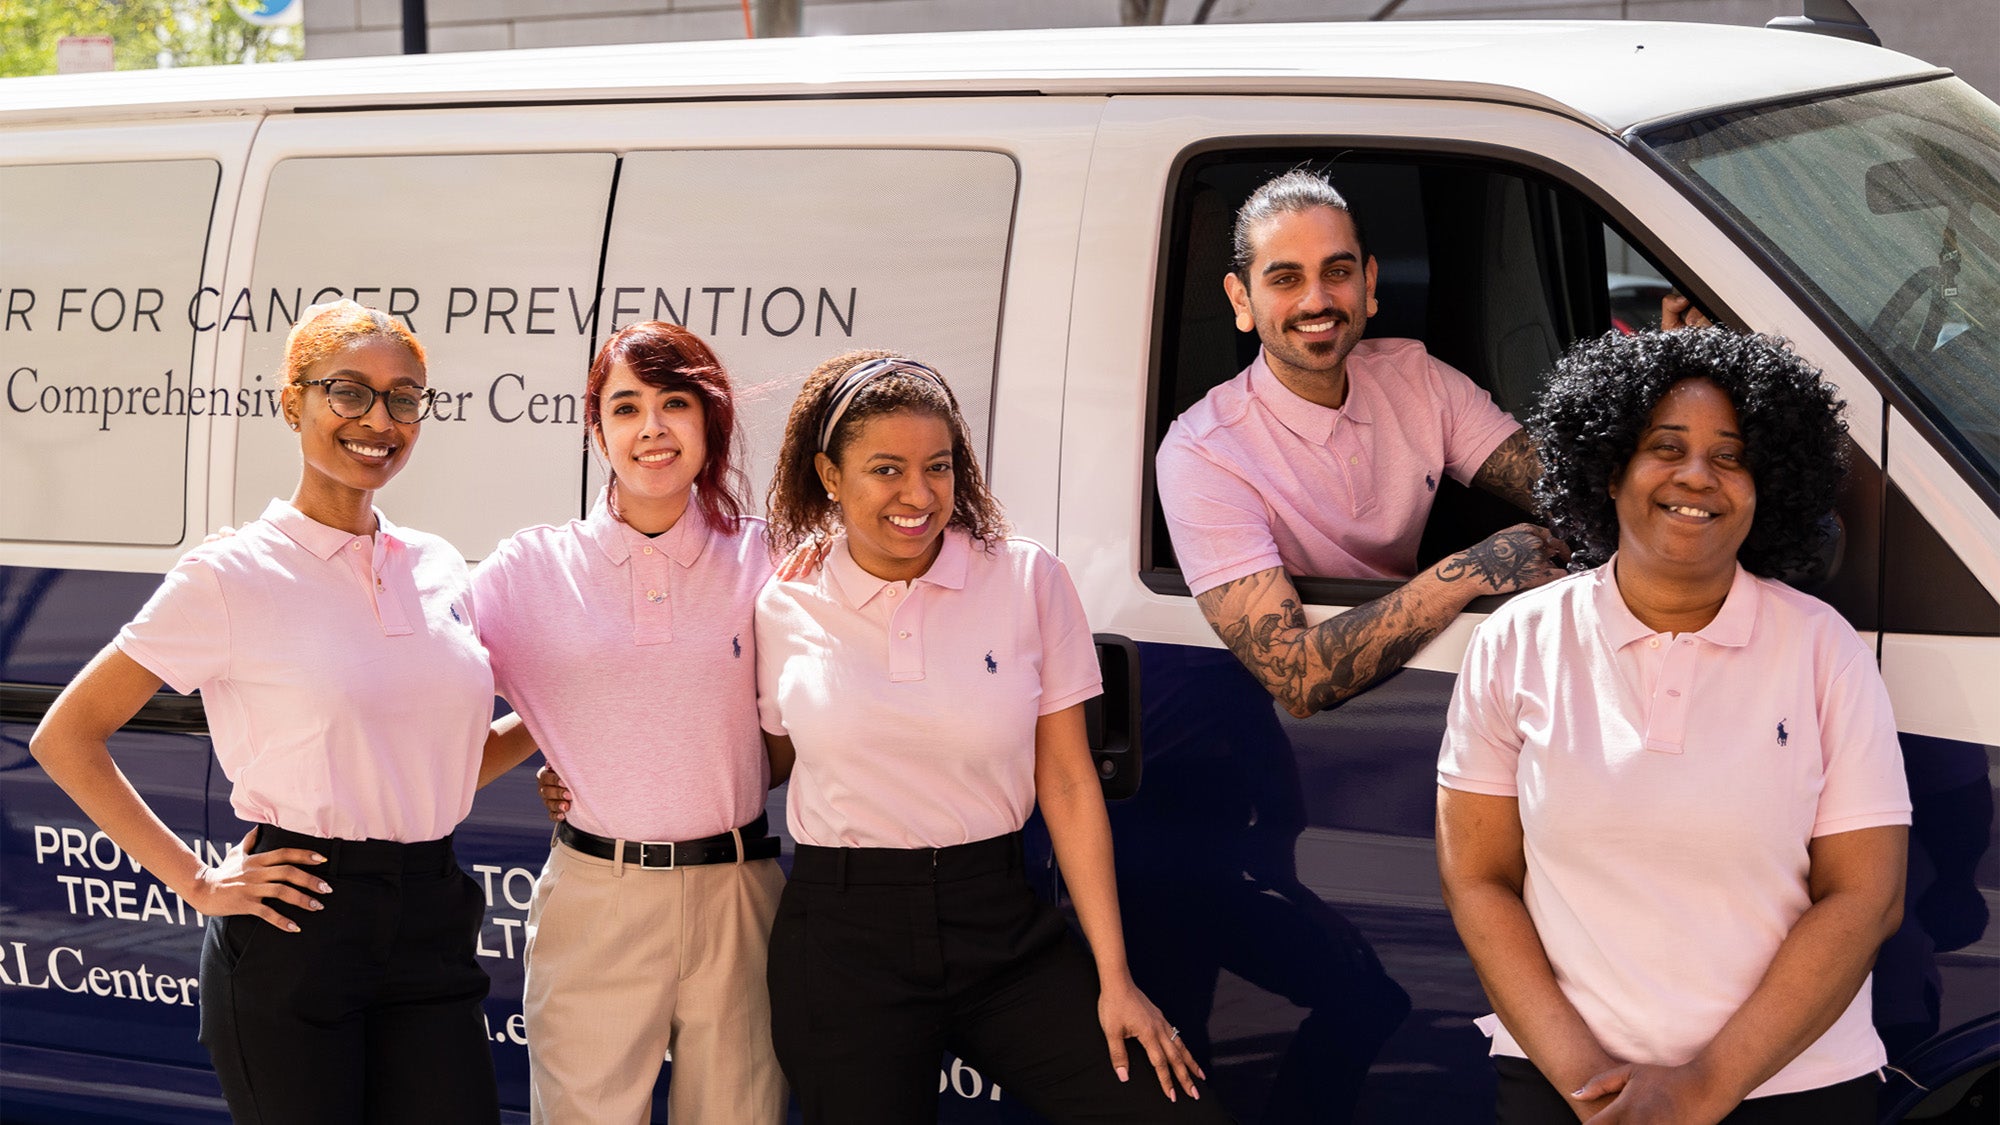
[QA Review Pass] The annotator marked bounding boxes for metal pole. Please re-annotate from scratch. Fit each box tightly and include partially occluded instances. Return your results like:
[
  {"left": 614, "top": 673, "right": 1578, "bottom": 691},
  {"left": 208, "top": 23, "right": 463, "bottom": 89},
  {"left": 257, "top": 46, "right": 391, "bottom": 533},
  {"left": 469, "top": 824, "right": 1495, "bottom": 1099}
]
[
  {"left": 753, "top": 0, "right": 801, "bottom": 37},
  {"left": 402, "top": 0, "right": 428, "bottom": 53}
]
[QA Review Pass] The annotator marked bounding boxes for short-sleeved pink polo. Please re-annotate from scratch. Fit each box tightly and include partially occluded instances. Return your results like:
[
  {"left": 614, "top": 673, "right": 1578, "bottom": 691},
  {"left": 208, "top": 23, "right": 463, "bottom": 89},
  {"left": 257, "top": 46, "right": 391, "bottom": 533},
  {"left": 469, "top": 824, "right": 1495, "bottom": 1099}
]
[
  {"left": 471, "top": 495, "right": 774, "bottom": 842},
  {"left": 1438, "top": 559, "right": 1910, "bottom": 1097},
  {"left": 756, "top": 528, "right": 1102, "bottom": 849},
  {"left": 116, "top": 499, "right": 492, "bottom": 843},
  {"left": 1157, "top": 339, "right": 1519, "bottom": 594}
]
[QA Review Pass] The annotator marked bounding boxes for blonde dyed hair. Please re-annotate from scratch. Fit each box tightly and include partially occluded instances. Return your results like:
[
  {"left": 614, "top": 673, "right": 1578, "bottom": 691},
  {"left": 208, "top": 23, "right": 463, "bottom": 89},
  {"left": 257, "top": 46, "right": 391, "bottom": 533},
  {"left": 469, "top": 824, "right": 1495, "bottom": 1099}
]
[{"left": 279, "top": 300, "right": 427, "bottom": 387}]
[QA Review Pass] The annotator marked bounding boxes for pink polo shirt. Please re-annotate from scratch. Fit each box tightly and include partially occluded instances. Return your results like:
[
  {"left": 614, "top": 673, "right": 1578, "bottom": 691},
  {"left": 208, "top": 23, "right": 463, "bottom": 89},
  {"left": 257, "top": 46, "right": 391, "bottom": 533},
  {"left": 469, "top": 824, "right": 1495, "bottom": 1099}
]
[
  {"left": 116, "top": 499, "right": 492, "bottom": 843},
  {"left": 1438, "top": 559, "right": 1910, "bottom": 1097},
  {"left": 756, "top": 529, "right": 1102, "bottom": 849},
  {"left": 1157, "top": 340, "right": 1519, "bottom": 594},
  {"left": 471, "top": 495, "right": 773, "bottom": 842}
]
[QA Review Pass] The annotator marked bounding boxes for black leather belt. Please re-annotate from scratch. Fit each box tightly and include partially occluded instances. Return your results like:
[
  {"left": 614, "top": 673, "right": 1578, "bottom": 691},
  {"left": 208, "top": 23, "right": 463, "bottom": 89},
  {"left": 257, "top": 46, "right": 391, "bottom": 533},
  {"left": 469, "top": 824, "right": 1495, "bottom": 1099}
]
[{"left": 555, "top": 813, "right": 781, "bottom": 869}]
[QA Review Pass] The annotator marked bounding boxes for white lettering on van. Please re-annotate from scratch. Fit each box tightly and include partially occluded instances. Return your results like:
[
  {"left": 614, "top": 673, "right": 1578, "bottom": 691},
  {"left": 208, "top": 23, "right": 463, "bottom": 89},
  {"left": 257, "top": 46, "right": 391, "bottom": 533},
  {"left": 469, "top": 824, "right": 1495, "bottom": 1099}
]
[
  {"left": 3, "top": 944, "right": 199, "bottom": 1007},
  {"left": 470, "top": 863, "right": 538, "bottom": 961}
]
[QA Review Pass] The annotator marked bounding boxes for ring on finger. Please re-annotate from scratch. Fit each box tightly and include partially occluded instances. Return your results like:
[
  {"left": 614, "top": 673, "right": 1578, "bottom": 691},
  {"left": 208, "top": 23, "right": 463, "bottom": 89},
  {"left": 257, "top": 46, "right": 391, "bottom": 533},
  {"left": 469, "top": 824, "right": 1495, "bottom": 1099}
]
[{"left": 1168, "top": 1026, "right": 1180, "bottom": 1042}]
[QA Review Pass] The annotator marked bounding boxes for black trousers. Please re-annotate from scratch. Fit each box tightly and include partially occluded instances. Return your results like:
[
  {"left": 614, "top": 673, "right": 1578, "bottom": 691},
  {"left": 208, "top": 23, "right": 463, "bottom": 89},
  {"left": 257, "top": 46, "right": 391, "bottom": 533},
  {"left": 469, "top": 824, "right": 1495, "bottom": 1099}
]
[
  {"left": 197, "top": 824, "right": 499, "bottom": 1125},
  {"left": 1494, "top": 1055, "right": 1878, "bottom": 1125},
  {"left": 768, "top": 832, "right": 1235, "bottom": 1125}
]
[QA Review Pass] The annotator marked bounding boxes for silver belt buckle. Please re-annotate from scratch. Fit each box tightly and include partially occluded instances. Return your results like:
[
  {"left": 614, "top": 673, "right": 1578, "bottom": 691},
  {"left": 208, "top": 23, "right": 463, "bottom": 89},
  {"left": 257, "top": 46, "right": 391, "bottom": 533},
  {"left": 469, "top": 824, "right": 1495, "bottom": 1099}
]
[{"left": 638, "top": 841, "right": 676, "bottom": 869}]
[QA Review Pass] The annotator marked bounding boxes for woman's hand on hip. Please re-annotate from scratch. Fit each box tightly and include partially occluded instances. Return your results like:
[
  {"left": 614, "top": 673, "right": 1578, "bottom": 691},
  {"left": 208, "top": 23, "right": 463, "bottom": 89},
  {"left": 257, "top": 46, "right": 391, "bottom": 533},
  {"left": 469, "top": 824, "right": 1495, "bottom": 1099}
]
[
  {"left": 1098, "top": 975, "right": 1205, "bottom": 1103},
  {"left": 536, "top": 763, "right": 572, "bottom": 822},
  {"left": 1574, "top": 1061, "right": 1732, "bottom": 1125},
  {"left": 189, "top": 827, "right": 329, "bottom": 931}
]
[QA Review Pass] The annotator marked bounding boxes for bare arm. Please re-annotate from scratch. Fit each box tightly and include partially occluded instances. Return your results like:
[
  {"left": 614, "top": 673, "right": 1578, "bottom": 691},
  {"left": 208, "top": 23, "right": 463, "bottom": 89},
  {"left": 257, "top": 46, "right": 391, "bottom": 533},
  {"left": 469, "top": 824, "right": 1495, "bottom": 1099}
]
[
  {"left": 764, "top": 731, "right": 795, "bottom": 787},
  {"left": 1437, "top": 787, "right": 1620, "bottom": 1121},
  {"left": 477, "top": 711, "right": 539, "bottom": 788},
  {"left": 1579, "top": 826, "right": 1907, "bottom": 1123},
  {"left": 1035, "top": 703, "right": 1203, "bottom": 1101},
  {"left": 1470, "top": 428, "right": 1545, "bottom": 515},
  {"left": 29, "top": 643, "right": 326, "bottom": 929},
  {"left": 1197, "top": 526, "right": 1567, "bottom": 717}
]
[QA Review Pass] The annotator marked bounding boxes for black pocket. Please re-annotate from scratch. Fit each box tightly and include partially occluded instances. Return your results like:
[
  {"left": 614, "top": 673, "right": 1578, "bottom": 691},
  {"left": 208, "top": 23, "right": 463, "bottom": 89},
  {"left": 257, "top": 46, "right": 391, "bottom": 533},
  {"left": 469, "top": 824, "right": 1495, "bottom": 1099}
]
[
  {"left": 210, "top": 912, "right": 260, "bottom": 971},
  {"left": 457, "top": 868, "right": 487, "bottom": 958}
]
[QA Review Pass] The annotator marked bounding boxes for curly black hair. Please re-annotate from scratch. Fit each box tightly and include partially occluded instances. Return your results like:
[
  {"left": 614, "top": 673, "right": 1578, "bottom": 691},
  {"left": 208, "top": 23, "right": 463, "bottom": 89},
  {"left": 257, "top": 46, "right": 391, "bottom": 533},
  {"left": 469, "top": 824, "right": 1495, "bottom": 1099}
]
[
  {"left": 1530, "top": 328, "right": 1849, "bottom": 579},
  {"left": 765, "top": 349, "right": 1010, "bottom": 557}
]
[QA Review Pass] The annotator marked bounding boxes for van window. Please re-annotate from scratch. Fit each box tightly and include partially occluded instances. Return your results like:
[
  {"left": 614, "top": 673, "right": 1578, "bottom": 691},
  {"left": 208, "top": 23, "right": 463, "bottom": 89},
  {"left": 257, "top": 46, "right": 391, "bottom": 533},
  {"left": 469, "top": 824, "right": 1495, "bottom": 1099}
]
[
  {"left": 1645, "top": 77, "right": 2000, "bottom": 497},
  {"left": 233, "top": 152, "right": 619, "bottom": 556},
  {"left": 1143, "top": 148, "right": 1880, "bottom": 621},
  {"left": 1, "top": 160, "right": 219, "bottom": 545},
  {"left": 599, "top": 148, "right": 1017, "bottom": 502}
]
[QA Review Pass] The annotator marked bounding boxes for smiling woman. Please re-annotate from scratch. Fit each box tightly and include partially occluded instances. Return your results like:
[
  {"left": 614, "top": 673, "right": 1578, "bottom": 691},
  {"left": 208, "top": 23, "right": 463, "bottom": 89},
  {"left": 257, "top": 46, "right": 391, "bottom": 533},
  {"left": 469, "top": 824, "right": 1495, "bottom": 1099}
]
[
  {"left": 1437, "top": 329, "right": 1909, "bottom": 1125},
  {"left": 752, "top": 350, "right": 1234, "bottom": 1124},
  {"left": 468, "top": 320, "right": 785, "bottom": 1125},
  {"left": 29, "top": 300, "right": 502, "bottom": 1124}
]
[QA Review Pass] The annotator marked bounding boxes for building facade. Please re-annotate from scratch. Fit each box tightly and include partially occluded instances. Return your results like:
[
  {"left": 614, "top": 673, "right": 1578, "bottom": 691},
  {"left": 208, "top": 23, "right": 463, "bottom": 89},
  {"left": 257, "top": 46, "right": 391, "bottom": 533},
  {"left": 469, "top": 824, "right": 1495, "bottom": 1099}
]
[{"left": 303, "top": 1, "right": 1995, "bottom": 99}]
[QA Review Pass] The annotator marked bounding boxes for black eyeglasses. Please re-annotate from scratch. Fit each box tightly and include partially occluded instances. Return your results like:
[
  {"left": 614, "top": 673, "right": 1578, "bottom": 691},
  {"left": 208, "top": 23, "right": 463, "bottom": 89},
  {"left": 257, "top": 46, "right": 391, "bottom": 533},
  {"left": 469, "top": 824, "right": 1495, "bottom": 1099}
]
[{"left": 301, "top": 378, "right": 435, "bottom": 424}]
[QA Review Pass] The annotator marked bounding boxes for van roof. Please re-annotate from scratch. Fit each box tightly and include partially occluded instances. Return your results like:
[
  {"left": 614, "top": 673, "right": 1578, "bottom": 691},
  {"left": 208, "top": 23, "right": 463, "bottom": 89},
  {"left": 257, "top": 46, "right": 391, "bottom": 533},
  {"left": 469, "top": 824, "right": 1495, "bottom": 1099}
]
[{"left": 0, "top": 20, "right": 1947, "bottom": 135}]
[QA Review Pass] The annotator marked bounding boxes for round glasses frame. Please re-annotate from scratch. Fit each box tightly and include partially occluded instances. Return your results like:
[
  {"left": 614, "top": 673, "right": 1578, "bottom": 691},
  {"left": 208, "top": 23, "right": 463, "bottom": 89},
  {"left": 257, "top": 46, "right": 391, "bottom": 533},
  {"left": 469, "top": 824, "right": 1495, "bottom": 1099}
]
[{"left": 300, "top": 377, "right": 436, "bottom": 424}]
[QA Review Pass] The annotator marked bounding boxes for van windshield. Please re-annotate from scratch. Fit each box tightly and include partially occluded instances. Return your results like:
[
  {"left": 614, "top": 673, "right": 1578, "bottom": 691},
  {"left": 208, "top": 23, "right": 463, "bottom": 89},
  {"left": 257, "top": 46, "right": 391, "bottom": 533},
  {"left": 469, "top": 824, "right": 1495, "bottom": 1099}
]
[{"left": 1643, "top": 77, "right": 2000, "bottom": 497}]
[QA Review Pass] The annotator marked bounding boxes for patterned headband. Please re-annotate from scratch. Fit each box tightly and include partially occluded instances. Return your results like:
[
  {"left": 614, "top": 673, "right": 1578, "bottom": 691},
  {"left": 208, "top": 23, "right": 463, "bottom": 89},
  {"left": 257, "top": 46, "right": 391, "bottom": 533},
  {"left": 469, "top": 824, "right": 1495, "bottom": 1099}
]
[{"left": 815, "top": 357, "right": 950, "bottom": 453}]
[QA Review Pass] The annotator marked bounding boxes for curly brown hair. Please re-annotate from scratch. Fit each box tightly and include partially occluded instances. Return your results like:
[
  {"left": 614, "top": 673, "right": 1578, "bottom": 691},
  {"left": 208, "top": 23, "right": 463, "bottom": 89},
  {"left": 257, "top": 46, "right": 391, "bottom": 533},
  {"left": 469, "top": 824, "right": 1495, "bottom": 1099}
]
[{"left": 766, "top": 349, "right": 1009, "bottom": 557}]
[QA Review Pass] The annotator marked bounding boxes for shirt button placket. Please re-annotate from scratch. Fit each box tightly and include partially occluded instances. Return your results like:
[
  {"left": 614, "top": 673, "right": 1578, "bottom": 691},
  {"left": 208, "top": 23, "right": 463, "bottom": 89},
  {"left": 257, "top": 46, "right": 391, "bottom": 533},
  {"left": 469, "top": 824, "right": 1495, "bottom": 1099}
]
[{"left": 632, "top": 544, "right": 673, "bottom": 645}]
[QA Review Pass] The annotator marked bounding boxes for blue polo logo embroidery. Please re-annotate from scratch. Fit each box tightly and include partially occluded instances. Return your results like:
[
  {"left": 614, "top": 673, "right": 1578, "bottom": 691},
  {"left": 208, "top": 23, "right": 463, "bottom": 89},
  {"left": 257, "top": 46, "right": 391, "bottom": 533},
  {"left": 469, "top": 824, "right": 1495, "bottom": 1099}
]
[
  {"left": 1425, "top": 472, "right": 1437, "bottom": 492},
  {"left": 732, "top": 635, "right": 742, "bottom": 659},
  {"left": 449, "top": 603, "right": 462, "bottom": 625},
  {"left": 1776, "top": 719, "right": 1789, "bottom": 746},
  {"left": 984, "top": 651, "right": 997, "bottom": 674}
]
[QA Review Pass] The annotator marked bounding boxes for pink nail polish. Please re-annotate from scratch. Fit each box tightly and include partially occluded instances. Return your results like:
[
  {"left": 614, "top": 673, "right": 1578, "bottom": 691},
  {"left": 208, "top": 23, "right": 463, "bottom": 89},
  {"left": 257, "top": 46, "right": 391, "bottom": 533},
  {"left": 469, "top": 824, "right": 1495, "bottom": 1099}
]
[{"left": 1115, "top": 1067, "right": 1128, "bottom": 1083}]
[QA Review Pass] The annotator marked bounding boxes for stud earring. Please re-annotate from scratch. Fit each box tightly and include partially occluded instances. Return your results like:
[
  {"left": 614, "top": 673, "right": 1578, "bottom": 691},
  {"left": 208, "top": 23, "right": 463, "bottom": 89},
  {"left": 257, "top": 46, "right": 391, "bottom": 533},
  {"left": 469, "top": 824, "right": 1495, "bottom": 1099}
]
[{"left": 826, "top": 491, "right": 836, "bottom": 501}]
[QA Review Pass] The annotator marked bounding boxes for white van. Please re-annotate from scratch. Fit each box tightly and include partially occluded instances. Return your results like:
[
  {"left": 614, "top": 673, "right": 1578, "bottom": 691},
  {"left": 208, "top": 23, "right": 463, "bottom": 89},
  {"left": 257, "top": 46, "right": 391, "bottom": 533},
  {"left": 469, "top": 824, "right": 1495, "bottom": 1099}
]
[{"left": 2, "top": 16, "right": 1994, "bottom": 1123}]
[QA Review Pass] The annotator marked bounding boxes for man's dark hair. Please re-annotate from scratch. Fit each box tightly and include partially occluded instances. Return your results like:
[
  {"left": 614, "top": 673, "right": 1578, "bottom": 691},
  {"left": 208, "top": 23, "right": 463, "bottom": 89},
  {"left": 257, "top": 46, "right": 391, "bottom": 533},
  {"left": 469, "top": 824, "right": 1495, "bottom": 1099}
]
[
  {"left": 1531, "top": 328, "right": 1849, "bottom": 579},
  {"left": 1230, "top": 169, "right": 1369, "bottom": 279}
]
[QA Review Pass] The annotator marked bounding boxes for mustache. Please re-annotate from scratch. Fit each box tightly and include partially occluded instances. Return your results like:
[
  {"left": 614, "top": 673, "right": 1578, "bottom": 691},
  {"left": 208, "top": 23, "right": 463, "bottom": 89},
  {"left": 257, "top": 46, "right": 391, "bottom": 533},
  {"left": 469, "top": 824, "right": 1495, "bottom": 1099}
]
[{"left": 1285, "top": 309, "right": 1343, "bottom": 330}]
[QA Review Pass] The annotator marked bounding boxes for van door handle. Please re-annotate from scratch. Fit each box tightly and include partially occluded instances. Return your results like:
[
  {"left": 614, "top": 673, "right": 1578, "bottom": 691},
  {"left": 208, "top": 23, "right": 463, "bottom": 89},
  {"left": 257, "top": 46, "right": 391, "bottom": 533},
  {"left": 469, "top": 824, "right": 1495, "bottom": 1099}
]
[{"left": 1084, "top": 633, "right": 1143, "bottom": 800}]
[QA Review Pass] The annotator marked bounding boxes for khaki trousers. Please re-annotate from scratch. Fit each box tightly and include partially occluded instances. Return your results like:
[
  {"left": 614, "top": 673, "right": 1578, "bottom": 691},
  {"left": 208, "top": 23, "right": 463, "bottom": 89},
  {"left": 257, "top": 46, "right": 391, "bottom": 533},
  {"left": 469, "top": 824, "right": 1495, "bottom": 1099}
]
[{"left": 524, "top": 839, "right": 786, "bottom": 1125}]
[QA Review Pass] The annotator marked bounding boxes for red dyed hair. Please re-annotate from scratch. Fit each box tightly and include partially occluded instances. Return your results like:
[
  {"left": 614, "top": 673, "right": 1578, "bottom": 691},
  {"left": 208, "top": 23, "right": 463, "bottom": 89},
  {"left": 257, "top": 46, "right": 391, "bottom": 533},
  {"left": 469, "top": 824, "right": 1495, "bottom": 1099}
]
[
  {"left": 280, "top": 300, "right": 427, "bottom": 386},
  {"left": 585, "top": 321, "right": 749, "bottom": 534}
]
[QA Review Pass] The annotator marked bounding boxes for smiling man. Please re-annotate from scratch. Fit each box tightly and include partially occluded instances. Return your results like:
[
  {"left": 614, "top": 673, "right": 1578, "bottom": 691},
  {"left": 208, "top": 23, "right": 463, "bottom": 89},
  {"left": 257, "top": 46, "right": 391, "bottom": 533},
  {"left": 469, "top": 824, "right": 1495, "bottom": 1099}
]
[{"left": 1157, "top": 170, "right": 1568, "bottom": 716}]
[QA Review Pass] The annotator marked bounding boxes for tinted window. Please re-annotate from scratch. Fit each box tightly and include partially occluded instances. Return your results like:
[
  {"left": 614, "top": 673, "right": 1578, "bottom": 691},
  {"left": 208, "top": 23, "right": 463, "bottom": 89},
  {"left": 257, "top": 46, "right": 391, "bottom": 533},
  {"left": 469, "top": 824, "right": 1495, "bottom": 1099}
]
[
  {"left": 600, "top": 148, "right": 1017, "bottom": 500},
  {"left": 235, "top": 153, "right": 618, "bottom": 555},
  {"left": 1, "top": 160, "right": 219, "bottom": 545}
]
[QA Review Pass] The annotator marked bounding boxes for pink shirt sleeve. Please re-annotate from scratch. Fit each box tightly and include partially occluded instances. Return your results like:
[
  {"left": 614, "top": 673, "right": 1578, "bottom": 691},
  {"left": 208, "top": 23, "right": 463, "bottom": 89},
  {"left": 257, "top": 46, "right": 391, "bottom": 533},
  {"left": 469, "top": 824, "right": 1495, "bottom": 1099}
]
[
  {"left": 1430, "top": 353, "right": 1521, "bottom": 486},
  {"left": 115, "top": 557, "right": 231, "bottom": 696},
  {"left": 1812, "top": 648, "right": 1912, "bottom": 837},
  {"left": 466, "top": 549, "right": 512, "bottom": 700},
  {"left": 1437, "top": 620, "right": 1523, "bottom": 796},
  {"left": 1156, "top": 430, "right": 1286, "bottom": 596},
  {"left": 1034, "top": 552, "right": 1103, "bottom": 716},
  {"left": 754, "top": 583, "right": 788, "bottom": 737}
]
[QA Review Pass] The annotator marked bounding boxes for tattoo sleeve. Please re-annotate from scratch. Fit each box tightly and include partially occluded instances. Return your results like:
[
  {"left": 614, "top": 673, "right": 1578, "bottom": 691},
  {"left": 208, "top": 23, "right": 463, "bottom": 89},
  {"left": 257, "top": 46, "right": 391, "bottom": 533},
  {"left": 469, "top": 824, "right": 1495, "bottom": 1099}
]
[
  {"left": 1196, "top": 566, "right": 1464, "bottom": 718},
  {"left": 1470, "top": 428, "right": 1544, "bottom": 515}
]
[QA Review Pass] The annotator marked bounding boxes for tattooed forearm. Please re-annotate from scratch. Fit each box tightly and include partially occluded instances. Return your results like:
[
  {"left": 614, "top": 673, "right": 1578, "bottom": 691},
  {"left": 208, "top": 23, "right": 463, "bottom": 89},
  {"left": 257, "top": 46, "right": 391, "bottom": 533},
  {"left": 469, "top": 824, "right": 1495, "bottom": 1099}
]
[
  {"left": 1471, "top": 429, "right": 1544, "bottom": 515},
  {"left": 1435, "top": 526, "right": 1560, "bottom": 590},
  {"left": 1197, "top": 568, "right": 1456, "bottom": 718}
]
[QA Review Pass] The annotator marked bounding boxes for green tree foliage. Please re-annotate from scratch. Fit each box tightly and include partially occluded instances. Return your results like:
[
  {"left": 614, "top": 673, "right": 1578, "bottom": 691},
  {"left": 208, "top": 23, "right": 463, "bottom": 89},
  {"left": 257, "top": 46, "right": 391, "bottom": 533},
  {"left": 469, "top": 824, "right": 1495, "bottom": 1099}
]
[{"left": 0, "top": 0, "right": 301, "bottom": 78}]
